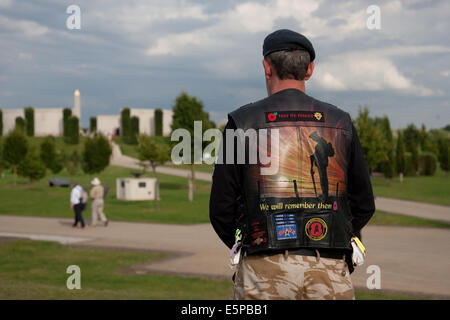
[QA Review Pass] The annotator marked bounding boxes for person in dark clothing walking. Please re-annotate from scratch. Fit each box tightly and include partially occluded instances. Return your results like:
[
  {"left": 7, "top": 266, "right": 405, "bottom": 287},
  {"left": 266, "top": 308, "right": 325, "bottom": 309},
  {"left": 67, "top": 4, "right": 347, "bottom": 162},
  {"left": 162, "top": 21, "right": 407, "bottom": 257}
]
[{"left": 70, "top": 182, "right": 85, "bottom": 229}]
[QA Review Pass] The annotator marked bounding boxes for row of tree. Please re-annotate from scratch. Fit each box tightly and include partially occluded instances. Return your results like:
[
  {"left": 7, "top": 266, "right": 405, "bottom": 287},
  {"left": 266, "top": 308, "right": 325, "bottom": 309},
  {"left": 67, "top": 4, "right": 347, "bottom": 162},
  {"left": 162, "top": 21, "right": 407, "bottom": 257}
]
[
  {"left": 0, "top": 128, "right": 112, "bottom": 186},
  {"left": 355, "top": 107, "right": 450, "bottom": 182}
]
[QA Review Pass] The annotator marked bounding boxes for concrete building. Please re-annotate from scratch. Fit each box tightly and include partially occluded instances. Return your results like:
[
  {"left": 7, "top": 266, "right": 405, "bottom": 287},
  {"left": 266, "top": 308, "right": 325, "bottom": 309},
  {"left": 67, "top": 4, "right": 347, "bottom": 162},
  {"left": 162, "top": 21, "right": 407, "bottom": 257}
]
[
  {"left": 0, "top": 89, "right": 81, "bottom": 136},
  {"left": 96, "top": 115, "right": 120, "bottom": 136},
  {"left": 96, "top": 108, "right": 173, "bottom": 137},
  {"left": 1, "top": 89, "right": 174, "bottom": 138}
]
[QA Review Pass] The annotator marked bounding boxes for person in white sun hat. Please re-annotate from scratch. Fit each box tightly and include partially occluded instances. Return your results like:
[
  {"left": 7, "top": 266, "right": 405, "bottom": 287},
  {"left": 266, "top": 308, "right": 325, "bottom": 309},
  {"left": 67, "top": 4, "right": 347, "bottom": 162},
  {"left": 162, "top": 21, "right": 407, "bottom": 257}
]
[{"left": 89, "top": 177, "right": 109, "bottom": 227}]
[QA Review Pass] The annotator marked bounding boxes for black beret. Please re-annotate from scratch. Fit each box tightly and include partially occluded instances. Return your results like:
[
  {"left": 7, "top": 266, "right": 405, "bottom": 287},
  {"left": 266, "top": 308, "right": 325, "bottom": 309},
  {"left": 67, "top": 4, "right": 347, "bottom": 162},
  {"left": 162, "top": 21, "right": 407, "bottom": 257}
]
[{"left": 263, "top": 29, "right": 315, "bottom": 61}]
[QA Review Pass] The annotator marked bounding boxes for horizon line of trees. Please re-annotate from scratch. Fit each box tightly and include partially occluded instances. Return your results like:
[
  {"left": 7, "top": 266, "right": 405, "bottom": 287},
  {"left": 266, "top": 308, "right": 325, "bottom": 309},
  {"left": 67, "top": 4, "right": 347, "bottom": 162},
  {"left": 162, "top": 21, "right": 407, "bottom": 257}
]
[{"left": 355, "top": 106, "right": 449, "bottom": 183}]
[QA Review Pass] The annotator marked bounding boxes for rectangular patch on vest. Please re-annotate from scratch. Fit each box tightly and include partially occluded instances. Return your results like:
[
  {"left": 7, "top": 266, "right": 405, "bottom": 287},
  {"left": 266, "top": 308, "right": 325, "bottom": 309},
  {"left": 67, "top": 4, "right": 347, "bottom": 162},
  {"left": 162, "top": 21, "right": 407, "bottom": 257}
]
[
  {"left": 265, "top": 111, "right": 324, "bottom": 123},
  {"left": 274, "top": 214, "right": 297, "bottom": 240},
  {"left": 275, "top": 224, "right": 297, "bottom": 240}
]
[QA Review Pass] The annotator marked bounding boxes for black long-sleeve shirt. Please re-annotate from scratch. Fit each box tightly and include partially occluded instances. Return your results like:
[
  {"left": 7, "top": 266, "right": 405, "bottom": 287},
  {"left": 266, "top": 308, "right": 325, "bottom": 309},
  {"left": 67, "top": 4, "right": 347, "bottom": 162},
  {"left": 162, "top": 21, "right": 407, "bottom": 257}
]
[{"left": 209, "top": 118, "right": 375, "bottom": 250}]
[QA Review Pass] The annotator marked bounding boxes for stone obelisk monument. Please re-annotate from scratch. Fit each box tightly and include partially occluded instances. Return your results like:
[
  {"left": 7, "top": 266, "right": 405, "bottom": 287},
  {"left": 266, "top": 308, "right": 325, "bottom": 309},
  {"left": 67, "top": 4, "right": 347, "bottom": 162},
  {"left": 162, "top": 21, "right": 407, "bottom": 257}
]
[{"left": 73, "top": 89, "right": 81, "bottom": 120}]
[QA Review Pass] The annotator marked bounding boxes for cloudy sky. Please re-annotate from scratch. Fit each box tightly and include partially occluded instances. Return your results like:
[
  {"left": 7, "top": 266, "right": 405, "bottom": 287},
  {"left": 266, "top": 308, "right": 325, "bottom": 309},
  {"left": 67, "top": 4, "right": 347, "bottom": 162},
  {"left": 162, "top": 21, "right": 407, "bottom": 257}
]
[{"left": 0, "top": 0, "right": 449, "bottom": 129}]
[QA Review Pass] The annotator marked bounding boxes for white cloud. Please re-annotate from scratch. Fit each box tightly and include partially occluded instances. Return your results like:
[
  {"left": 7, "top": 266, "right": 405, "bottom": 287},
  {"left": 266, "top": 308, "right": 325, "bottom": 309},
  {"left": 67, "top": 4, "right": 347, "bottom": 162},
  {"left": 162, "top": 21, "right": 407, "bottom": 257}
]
[
  {"left": 0, "top": 15, "right": 48, "bottom": 37},
  {"left": 145, "top": 0, "right": 369, "bottom": 56},
  {"left": 0, "top": 0, "right": 12, "bottom": 8},
  {"left": 312, "top": 45, "right": 450, "bottom": 96}
]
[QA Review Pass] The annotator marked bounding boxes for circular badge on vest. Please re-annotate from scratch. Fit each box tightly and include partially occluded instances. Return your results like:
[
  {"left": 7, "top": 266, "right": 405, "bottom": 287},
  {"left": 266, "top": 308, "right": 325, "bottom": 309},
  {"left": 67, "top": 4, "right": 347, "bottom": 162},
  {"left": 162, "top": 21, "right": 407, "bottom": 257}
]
[{"left": 305, "top": 218, "right": 327, "bottom": 241}]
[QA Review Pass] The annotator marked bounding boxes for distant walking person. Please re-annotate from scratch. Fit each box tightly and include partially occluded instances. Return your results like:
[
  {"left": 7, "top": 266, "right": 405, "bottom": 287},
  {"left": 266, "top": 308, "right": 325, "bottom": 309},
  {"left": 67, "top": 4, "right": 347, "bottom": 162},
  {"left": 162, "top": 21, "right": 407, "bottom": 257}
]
[
  {"left": 70, "top": 182, "right": 85, "bottom": 229},
  {"left": 90, "top": 177, "right": 108, "bottom": 227}
]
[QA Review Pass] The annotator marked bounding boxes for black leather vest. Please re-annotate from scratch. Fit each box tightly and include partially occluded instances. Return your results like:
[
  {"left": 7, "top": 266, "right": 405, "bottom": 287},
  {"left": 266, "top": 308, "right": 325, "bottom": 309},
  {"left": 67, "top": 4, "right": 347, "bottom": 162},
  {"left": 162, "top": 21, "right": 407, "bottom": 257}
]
[{"left": 229, "top": 89, "right": 354, "bottom": 254}]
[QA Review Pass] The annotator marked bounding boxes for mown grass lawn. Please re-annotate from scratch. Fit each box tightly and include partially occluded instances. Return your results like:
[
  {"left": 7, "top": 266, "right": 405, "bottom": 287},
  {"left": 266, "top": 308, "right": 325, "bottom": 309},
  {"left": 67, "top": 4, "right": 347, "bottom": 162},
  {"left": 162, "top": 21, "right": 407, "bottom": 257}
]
[
  {"left": 368, "top": 210, "right": 450, "bottom": 229},
  {"left": 371, "top": 168, "right": 450, "bottom": 206},
  {"left": 0, "top": 165, "right": 448, "bottom": 228},
  {"left": 0, "top": 240, "right": 230, "bottom": 299},
  {"left": 0, "top": 166, "right": 211, "bottom": 224},
  {"left": 0, "top": 240, "right": 428, "bottom": 300}
]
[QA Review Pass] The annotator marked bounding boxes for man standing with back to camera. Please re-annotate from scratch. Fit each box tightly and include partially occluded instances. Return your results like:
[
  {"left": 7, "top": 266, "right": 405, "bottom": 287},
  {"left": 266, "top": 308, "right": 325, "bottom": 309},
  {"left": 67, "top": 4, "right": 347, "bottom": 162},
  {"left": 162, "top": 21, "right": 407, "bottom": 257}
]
[{"left": 210, "top": 29, "right": 375, "bottom": 300}]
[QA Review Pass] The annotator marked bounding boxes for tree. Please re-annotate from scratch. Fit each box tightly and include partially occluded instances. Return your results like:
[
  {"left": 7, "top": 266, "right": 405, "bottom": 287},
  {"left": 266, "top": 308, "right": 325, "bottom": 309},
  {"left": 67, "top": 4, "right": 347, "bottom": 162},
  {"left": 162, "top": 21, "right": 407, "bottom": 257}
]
[
  {"left": 24, "top": 107, "right": 34, "bottom": 137},
  {"left": 137, "top": 135, "right": 171, "bottom": 210},
  {"left": 396, "top": 131, "right": 406, "bottom": 181},
  {"left": 65, "top": 116, "right": 79, "bottom": 144},
  {"left": 18, "top": 147, "right": 46, "bottom": 183},
  {"left": 129, "top": 116, "right": 139, "bottom": 145},
  {"left": 154, "top": 108, "right": 163, "bottom": 136},
  {"left": 40, "top": 136, "right": 63, "bottom": 174},
  {"left": 15, "top": 117, "right": 25, "bottom": 132},
  {"left": 63, "top": 108, "right": 72, "bottom": 138},
  {"left": 375, "top": 116, "right": 395, "bottom": 184},
  {"left": 419, "top": 124, "right": 432, "bottom": 152},
  {"left": 171, "top": 92, "right": 214, "bottom": 198},
  {"left": 2, "top": 129, "right": 29, "bottom": 185},
  {"left": 90, "top": 117, "right": 97, "bottom": 133},
  {"left": 121, "top": 108, "right": 131, "bottom": 142},
  {"left": 66, "top": 150, "right": 80, "bottom": 176},
  {"left": 354, "top": 107, "right": 388, "bottom": 174},
  {"left": 0, "top": 109, "right": 3, "bottom": 136},
  {"left": 82, "top": 134, "right": 112, "bottom": 174},
  {"left": 438, "top": 137, "right": 449, "bottom": 176},
  {"left": 403, "top": 124, "right": 420, "bottom": 174}
]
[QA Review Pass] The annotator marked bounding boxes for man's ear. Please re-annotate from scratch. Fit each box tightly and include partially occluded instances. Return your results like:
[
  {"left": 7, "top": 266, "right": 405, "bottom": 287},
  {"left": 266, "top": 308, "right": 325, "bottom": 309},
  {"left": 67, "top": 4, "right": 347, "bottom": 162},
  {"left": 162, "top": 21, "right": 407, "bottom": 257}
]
[
  {"left": 304, "top": 61, "right": 315, "bottom": 81},
  {"left": 262, "top": 58, "right": 272, "bottom": 80}
]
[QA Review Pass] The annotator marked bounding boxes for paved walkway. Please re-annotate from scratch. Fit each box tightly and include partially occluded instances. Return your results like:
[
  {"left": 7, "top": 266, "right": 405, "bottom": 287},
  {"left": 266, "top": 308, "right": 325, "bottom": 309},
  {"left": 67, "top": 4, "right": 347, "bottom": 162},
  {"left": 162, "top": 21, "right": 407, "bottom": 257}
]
[
  {"left": 111, "top": 142, "right": 450, "bottom": 223},
  {"left": 0, "top": 215, "right": 449, "bottom": 297}
]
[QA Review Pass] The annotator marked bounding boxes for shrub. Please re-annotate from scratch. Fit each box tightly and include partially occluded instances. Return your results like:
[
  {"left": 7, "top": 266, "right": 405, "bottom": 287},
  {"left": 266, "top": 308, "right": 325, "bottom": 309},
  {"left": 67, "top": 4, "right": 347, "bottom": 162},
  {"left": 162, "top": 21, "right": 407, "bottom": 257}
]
[
  {"left": 65, "top": 116, "right": 79, "bottom": 144},
  {"left": 418, "top": 152, "right": 437, "bottom": 176},
  {"left": 121, "top": 108, "right": 131, "bottom": 140},
  {"left": 438, "top": 138, "right": 449, "bottom": 174},
  {"left": 404, "top": 153, "right": 415, "bottom": 176},
  {"left": 129, "top": 116, "right": 139, "bottom": 145},
  {"left": 63, "top": 108, "right": 72, "bottom": 138},
  {"left": 2, "top": 129, "right": 29, "bottom": 185},
  {"left": 66, "top": 150, "right": 80, "bottom": 176},
  {"left": 40, "top": 136, "right": 63, "bottom": 174},
  {"left": 90, "top": 117, "right": 97, "bottom": 133},
  {"left": 18, "top": 147, "right": 46, "bottom": 182},
  {"left": 15, "top": 117, "right": 25, "bottom": 132},
  {"left": 24, "top": 107, "right": 34, "bottom": 136},
  {"left": 82, "top": 134, "right": 112, "bottom": 174},
  {"left": 155, "top": 108, "right": 163, "bottom": 136}
]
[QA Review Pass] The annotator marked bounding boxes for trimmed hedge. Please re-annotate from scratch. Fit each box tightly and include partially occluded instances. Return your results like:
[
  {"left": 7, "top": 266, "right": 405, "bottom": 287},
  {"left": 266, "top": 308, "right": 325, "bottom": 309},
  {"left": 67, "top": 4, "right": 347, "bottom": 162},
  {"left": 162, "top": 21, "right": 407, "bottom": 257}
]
[
  {"left": 121, "top": 108, "right": 131, "bottom": 140},
  {"left": 15, "top": 117, "right": 25, "bottom": 132},
  {"left": 129, "top": 116, "right": 139, "bottom": 145},
  {"left": 63, "top": 108, "right": 72, "bottom": 138},
  {"left": 65, "top": 116, "right": 79, "bottom": 145},
  {"left": 155, "top": 108, "right": 163, "bottom": 136},
  {"left": 90, "top": 117, "right": 97, "bottom": 133},
  {"left": 24, "top": 107, "right": 34, "bottom": 136}
]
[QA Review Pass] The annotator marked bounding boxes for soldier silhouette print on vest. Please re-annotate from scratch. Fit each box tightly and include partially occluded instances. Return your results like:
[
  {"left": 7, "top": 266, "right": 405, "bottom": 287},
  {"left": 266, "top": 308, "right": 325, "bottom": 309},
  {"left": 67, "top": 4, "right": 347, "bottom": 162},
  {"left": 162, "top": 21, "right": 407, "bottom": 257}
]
[{"left": 309, "top": 131, "right": 335, "bottom": 201}]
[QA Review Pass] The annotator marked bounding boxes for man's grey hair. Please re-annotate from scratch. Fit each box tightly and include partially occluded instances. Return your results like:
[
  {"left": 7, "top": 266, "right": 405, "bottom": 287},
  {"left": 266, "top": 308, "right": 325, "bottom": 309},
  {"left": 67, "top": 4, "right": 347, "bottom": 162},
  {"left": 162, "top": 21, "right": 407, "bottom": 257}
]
[{"left": 266, "top": 49, "right": 311, "bottom": 80}]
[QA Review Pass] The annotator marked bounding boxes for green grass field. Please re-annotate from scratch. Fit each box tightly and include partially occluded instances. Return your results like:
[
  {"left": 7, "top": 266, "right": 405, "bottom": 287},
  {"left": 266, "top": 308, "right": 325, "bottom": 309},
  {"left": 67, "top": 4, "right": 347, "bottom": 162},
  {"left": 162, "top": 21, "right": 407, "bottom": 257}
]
[
  {"left": 0, "top": 240, "right": 230, "bottom": 299},
  {"left": 0, "top": 166, "right": 212, "bottom": 224},
  {"left": 0, "top": 240, "right": 428, "bottom": 300},
  {"left": 28, "top": 136, "right": 86, "bottom": 155},
  {"left": 371, "top": 168, "right": 450, "bottom": 206},
  {"left": 368, "top": 210, "right": 450, "bottom": 229},
  {"left": 1, "top": 165, "right": 448, "bottom": 228}
]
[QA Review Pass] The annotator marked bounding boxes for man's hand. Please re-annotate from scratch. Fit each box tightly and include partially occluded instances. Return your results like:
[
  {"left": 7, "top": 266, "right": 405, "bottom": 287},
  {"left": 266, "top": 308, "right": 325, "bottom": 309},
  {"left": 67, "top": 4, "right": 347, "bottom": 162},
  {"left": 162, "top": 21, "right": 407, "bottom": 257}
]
[{"left": 70, "top": 203, "right": 74, "bottom": 210}]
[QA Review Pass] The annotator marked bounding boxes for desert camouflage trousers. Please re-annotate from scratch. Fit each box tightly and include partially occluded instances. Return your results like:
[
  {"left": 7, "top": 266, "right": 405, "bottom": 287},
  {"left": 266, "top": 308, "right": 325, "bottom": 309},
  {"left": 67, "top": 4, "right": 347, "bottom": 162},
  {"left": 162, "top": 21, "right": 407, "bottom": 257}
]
[{"left": 231, "top": 252, "right": 354, "bottom": 300}]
